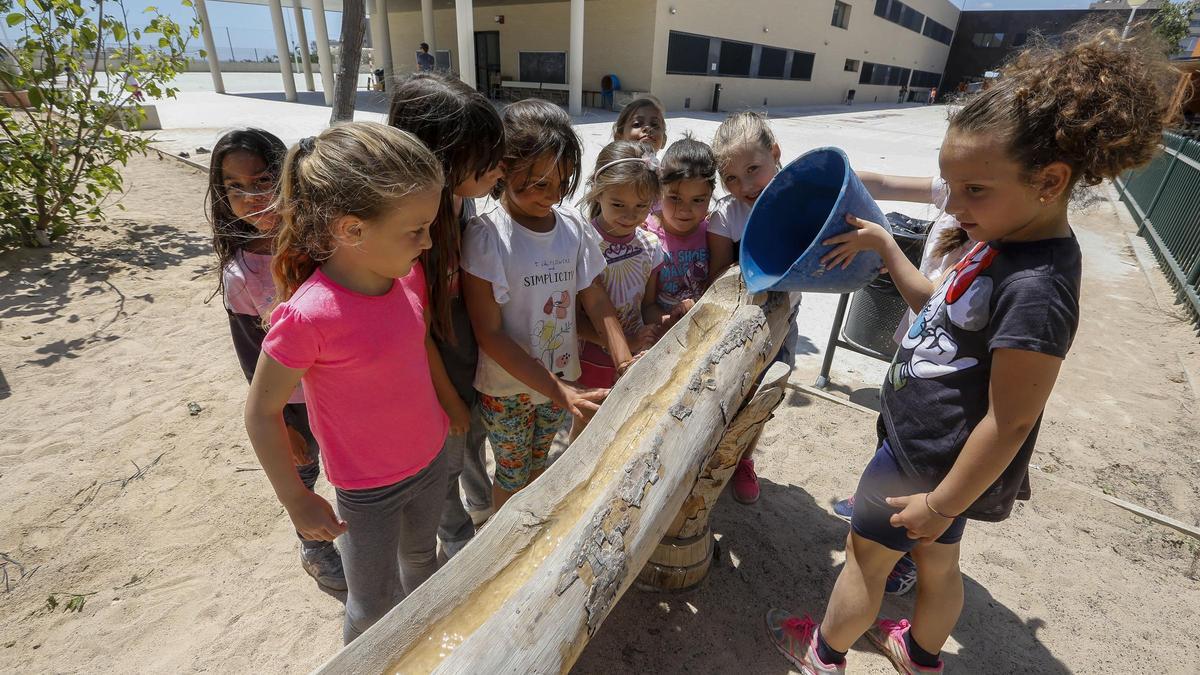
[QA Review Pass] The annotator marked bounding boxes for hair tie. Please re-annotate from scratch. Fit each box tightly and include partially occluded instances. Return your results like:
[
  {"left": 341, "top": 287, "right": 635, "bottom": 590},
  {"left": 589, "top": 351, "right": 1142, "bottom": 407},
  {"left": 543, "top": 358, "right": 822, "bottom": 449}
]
[
  {"left": 298, "top": 136, "right": 317, "bottom": 154},
  {"left": 595, "top": 154, "right": 659, "bottom": 176}
]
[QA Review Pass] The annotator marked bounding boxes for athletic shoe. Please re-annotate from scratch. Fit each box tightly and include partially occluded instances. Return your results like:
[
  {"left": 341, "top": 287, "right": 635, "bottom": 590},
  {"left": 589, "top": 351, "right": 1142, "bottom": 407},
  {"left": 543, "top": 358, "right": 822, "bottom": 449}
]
[
  {"left": 886, "top": 554, "right": 918, "bottom": 595},
  {"left": 833, "top": 496, "right": 855, "bottom": 522},
  {"left": 764, "top": 609, "right": 846, "bottom": 674},
  {"left": 300, "top": 542, "right": 347, "bottom": 591},
  {"left": 865, "top": 618, "right": 944, "bottom": 674},
  {"left": 732, "top": 458, "right": 761, "bottom": 504}
]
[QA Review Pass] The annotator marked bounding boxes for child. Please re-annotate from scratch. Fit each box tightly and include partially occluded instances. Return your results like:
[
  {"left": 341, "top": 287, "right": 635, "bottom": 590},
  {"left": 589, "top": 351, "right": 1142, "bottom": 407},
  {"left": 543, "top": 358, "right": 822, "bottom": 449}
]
[
  {"left": 577, "top": 140, "right": 666, "bottom": 389},
  {"left": 613, "top": 95, "right": 667, "bottom": 153},
  {"left": 388, "top": 72, "right": 506, "bottom": 558},
  {"left": 765, "top": 28, "right": 1174, "bottom": 673},
  {"left": 244, "top": 122, "right": 451, "bottom": 644},
  {"left": 707, "top": 111, "right": 787, "bottom": 504},
  {"left": 462, "top": 99, "right": 634, "bottom": 509},
  {"left": 205, "top": 128, "right": 345, "bottom": 592},
  {"left": 648, "top": 134, "right": 716, "bottom": 319}
]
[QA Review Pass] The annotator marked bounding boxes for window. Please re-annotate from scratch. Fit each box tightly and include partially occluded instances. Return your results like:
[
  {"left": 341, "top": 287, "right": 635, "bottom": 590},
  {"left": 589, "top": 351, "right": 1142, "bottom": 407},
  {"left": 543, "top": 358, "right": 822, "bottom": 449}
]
[
  {"left": 874, "top": 0, "right": 887, "bottom": 17},
  {"left": 910, "top": 70, "right": 941, "bottom": 88},
  {"left": 666, "top": 31, "right": 711, "bottom": 75},
  {"left": 832, "top": 1, "right": 851, "bottom": 29},
  {"left": 1012, "top": 32, "right": 1028, "bottom": 47},
  {"left": 790, "top": 51, "right": 815, "bottom": 81},
  {"left": 876, "top": 0, "right": 946, "bottom": 41},
  {"left": 844, "top": 58, "right": 860, "bottom": 72},
  {"left": 971, "top": 32, "right": 1005, "bottom": 48},
  {"left": 898, "top": 4, "right": 924, "bottom": 32},
  {"left": 518, "top": 51, "right": 567, "bottom": 84},
  {"left": 922, "top": 18, "right": 953, "bottom": 45},
  {"left": 718, "top": 40, "right": 753, "bottom": 77},
  {"left": 759, "top": 47, "right": 787, "bottom": 78},
  {"left": 858, "top": 61, "right": 909, "bottom": 86}
]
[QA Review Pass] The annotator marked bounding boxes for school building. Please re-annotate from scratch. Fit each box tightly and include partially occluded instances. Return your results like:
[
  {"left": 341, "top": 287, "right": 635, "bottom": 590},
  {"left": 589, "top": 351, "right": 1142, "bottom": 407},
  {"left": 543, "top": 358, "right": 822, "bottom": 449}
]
[{"left": 194, "top": 0, "right": 959, "bottom": 113}]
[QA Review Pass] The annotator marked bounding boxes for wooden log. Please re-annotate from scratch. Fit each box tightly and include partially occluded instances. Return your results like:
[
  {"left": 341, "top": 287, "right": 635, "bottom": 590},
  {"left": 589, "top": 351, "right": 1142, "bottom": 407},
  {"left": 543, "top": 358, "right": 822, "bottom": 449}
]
[{"left": 313, "top": 269, "right": 799, "bottom": 674}]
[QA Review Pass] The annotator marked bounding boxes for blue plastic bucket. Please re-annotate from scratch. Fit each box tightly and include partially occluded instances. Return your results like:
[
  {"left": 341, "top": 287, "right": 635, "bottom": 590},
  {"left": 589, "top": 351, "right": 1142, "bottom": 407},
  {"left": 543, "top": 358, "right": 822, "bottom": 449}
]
[{"left": 740, "top": 147, "right": 889, "bottom": 294}]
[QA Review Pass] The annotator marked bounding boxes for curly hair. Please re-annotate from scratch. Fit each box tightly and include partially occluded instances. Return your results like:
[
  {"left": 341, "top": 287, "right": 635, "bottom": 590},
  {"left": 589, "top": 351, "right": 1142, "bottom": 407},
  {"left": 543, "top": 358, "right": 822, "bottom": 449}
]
[{"left": 581, "top": 140, "right": 661, "bottom": 221}]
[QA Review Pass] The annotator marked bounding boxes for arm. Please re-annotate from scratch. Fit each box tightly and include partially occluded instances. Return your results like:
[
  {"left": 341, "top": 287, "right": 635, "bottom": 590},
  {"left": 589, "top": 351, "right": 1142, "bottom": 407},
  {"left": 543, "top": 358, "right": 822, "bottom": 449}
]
[
  {"left": 245, "top": 353, "right": 346, "bottom": 541},
  {"left": 820, "top": 214, "right": 935, "bottom": 312},
  {"left": 424, "top": 305, "right": 471, "bottom": 436},
  {"left": 857, "top": 172, "right": 937, "bottom": 204},
  {"left": 579, "top": 280, "right": 635, "bottom": 374},
  {"left": 707, "top": 231, "right": 736, "bottom": 284},
  {"left": 640, "top": 272, "right": 665, "bottom": 331},
  {"left": 888, "top": 349, "right": 1065, "bottom": 541}
]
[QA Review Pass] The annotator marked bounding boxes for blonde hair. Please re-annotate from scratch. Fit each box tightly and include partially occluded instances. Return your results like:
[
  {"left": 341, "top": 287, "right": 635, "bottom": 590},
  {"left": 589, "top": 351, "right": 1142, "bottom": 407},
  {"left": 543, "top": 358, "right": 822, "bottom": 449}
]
[
  {"left": 582, "top": 140, "right": 661, "bottom": 221},
  {"left": 271, "top": 121, "right": 444, "bottom": 303},
  {"left": 712, "top": 111, "right": 777, "bottom": 169}
]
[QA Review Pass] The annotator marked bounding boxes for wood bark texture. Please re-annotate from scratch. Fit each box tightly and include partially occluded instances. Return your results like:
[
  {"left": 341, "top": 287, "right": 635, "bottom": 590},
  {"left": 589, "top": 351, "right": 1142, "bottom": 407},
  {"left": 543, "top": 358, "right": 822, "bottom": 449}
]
[{"left": 329, "top": 0, "right": 365, "bottom": 125}]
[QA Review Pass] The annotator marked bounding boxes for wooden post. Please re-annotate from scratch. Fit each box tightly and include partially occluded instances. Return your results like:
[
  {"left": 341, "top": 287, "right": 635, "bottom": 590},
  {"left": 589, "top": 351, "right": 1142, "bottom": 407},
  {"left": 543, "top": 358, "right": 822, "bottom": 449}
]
[
  {"left": 313, "top": 269, "right": 799, "bottom": 674},
  {"left": 329, "top": 0, "right": 365, "bottom": 125}
]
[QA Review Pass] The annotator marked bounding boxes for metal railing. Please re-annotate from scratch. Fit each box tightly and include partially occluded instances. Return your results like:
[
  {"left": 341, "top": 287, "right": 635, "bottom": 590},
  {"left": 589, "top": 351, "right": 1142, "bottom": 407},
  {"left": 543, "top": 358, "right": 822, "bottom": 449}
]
[{"left": 1115, "top": 131, "right": 1200, "bottom": 326}]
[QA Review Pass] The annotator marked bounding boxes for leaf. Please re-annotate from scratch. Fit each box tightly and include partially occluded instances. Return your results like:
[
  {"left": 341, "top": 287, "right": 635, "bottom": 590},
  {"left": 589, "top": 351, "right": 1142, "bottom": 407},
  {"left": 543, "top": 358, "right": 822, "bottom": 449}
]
[
  {"left": 111, "top": 23, "right": 125, "bottom": 42},
  {"left": 6, "top": 12, "right": 24, "bottom": 26}
]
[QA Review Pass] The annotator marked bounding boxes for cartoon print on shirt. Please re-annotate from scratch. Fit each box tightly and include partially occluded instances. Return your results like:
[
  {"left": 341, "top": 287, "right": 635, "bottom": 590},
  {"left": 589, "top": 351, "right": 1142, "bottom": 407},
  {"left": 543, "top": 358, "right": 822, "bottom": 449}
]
[
  {"left": 535, "top": 290, "right": 573, "bottom": 375},
  {"left": 890, "top": 242, "right": 998, "bottom": 390}
]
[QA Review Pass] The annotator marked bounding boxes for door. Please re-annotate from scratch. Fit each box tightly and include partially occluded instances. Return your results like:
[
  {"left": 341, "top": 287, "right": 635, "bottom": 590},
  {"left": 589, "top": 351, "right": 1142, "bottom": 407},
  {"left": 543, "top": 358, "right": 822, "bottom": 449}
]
[{"left": 474, "top": 31, "right": 500, "bottom": 96}]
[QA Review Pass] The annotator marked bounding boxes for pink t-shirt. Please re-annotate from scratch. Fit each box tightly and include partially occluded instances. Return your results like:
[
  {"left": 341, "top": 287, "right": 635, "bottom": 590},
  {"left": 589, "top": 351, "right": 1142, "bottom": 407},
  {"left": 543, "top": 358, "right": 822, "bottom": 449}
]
[
  {"left": 262, "top": 264, "right": 448, "bottom": 490},
  {"left": 646, "top": 216, "right": 709, "bottom": 309}
]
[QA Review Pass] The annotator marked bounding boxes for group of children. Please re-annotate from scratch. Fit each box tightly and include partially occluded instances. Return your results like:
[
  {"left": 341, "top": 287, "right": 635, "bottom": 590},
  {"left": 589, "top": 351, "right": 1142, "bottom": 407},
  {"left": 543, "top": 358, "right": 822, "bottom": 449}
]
[{"left": 207, "top": 25, "right": 1176, "bottom": 673}]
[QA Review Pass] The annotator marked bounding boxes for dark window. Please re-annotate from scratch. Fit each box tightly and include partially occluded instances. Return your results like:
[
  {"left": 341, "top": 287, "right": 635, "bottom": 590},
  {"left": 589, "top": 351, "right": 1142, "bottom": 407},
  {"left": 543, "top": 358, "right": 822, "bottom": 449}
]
[
  {"left": 844, "top": 58, "right": 860, "bottom": 72},
  {"left": 971, "top": 32, "right": 1005, "bottom": 48},
  {"left": 859, "top": 61, "right": 910, "bottom": 86},
  {"left": 718, "top": 40, "right": 753, "bottom": 76},
  {"left": 898, "top": 4, "right": 924, "bottom": 32},
  {"left": 518, "top": 52, "right": 566, "bottom": 84},
  {"left": 832, "top": 1, "right": 852, "bottom": 29},
  {"left": 666, "top": 31, "right": 711, "bottom": 75},
  {"left": 759, "top": 47, "right": 787, "bottom": 78},
  {"left": 910, "top": 70, "right": 941, "bottom": 88},
  {"left": 874, "top": 0, "right": 888, "bottom": 18},
  {"left": 789, "top": 51, "right": 815, "bottom": 80},
  {"left": 922, "top": 18, "right": 953, "bottom": 45},
  {"left": 860, "top": 62, "right": 874, "bottom": 82}
]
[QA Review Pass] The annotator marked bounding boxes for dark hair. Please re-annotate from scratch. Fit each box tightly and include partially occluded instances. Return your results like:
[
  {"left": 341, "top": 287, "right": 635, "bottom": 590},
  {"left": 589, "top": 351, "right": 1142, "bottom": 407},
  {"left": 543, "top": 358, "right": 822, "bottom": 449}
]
[
  {"left": 659, "top": 133, "right": 717, "bottom": 188},
  {"left": 205, "top": 128, "right": 287, "bottom": 299},
  {"left": 420, "top": 42, "right": 429, "bottom": 51},
  {"left": 493, "top": 98, "right": 582, "bottom": 201},
  {"left": 613, "top": 95, "right": 667, "bottom": 147},
  {"left": 388, "top": 72, "right": 505, "bottom": 342},
  {"left": 581, "top": 140, "right": 661, "bottom": 220}
]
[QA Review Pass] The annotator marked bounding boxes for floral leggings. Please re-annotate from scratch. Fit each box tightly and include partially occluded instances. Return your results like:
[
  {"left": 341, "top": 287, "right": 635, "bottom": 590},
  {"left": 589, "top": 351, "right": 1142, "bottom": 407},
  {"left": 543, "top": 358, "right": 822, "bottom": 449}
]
[{"left": 479, "top": 393, "right": 568, "bottom": 492}]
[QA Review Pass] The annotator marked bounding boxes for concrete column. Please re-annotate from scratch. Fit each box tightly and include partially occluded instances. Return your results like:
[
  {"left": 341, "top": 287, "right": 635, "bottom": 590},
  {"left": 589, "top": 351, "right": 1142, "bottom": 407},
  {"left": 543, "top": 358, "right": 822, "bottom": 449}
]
[
  {"left": 291, "top": 0, "right": 316, "bottom": 91},
  {"left": 372, "top": 0, "right": 395, "bottom": 90},
  {"left": 568, "top": 0, "right": 583, "bottom": 115},
  {"left": 311, "top": 0, "right": 335, "bottom": 105},
  {"left": 193, "top": 0, "right": 224, "bottom": 94},
  {"left": 455, "top": 0, "right": 475, "bottom": 89},
  {"left": 421, "top": 0, "right": 436, "bottom": 53},
  {"left": 268, "top": 0, "right": 297, "bottom": 101}
]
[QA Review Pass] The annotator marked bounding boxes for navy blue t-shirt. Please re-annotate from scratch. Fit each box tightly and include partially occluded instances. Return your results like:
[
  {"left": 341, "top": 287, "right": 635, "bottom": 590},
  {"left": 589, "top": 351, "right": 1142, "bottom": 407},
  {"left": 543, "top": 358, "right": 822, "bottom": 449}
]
[{"left": 880, "top": 234, "right": 1082, "bottom": 521}]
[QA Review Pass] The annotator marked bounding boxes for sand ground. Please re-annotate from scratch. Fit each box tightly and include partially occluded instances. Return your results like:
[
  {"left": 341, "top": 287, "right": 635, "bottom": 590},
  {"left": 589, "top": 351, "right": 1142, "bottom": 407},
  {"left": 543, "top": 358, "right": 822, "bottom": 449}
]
[{"left": 2, "top": 109, "right": 1199, "bottom": 673}]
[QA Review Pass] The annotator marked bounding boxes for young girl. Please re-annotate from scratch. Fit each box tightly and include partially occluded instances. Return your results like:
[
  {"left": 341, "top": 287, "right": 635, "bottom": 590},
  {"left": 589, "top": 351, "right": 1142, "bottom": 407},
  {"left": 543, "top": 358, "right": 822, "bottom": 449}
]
[
  {"left": 766, "top": 28, "right": 1174, "bottom": 673},
  {"left": 388, "top": 72, "right": 506, "bottom": 558},
  {"left": 206, "top": 128, "right": 345, "bottom": 592},
  {"left": 648, "top": 134, "right": 716, "bottom": 319},
  {"left": 577, "top": 140, "right": 666, "bottom": 389},
  {"left": 244, "top": 122, "right": 451, "bottom": 644},
  {"left": 462, "top": 99, "right": 634, "bottom": 509},
  {"left": 613, "top": 95, "right": 667, "bottom": 153}
]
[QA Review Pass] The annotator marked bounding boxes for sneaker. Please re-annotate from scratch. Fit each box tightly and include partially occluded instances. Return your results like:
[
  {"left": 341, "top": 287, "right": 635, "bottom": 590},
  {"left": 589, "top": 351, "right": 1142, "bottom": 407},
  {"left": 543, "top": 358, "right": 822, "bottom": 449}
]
[
  {"left": 732, "top": 458, "right": 761, "bottom": 504},
  {"left": 865, "top": 618, "right": 943, "bottom": 674},
  {"left": 300, "top": 542, "right": 347, "bottom": 591},
  {"left": 764, "top": 609, "right": 845, "bottom": 674},
  {"left": 468, "top": 506, "right": 494, "bottom": 528},
  {"left": 885, "top": 555, "right": 918, "bottom": 596},
  {"left": 832, "top": 496, "right": 855, "bottom": 522}
]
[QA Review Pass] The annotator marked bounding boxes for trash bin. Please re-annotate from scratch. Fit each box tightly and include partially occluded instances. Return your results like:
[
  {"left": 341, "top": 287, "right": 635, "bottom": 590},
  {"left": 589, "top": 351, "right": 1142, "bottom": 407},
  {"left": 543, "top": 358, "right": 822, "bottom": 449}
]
[
  {"left": 841, "top": 213, "right": 930, "bottom": 356},
  {"left": 601, "top": 74, "right": 621, "bottom": 111}
]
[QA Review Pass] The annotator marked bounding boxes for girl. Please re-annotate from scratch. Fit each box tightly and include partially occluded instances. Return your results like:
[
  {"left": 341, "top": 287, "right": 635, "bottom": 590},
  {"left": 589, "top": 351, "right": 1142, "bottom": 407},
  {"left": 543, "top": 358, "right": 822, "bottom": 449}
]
[
  {"left": 244, "top": 122, "right": 451, "bottom": 644},
  {"left": 388, "top": 72, "right": 506, "bottom": 557},
  {"left": 707, "top": 111, "right": 786, "bottom": 504},
  {"left": 462, "top": 99, "right": 634, "bottom": 509},
  {"left": 648, "top": 134, "right": 716, "bottom": 319},
  {"left": 766, "top": 28, "right": 1174, "bottom": 674},
  {"left": 613, "top": 95, "right": 667, "bottom": 152},
  {"left": 578, "top": 140, "right": 666, "bottom": 390},
  {"left": 206, "top": 128, "right": 345, "bottom": 592}
]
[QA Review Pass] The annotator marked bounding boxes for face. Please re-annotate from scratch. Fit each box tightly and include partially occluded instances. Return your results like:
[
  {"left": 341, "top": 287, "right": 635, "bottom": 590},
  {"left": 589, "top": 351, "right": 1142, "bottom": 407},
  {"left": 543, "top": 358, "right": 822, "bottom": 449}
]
[
  {"left": 351, "top": 186, "right": 441, "bottom": 279},
  {"left": 504, "top": 154, "right": 570, "bottom": 221},
  {"left": 720, "top": 143, "right": 780, "bottom": 207},
  {"left": 660, "top": 177, "right": 713, "bottom": 235},
  {"left": 221, "top": 150, "right": 278, "bottom": 233},
  {"left": 620, "top": 105, "right": 666, "bottom": 151},
  {"left": 938, "top": 130, "right": 1065, "bottom": 243},
  {"left": 596, "top": 183, "right": 653, "bottom": 236},
  {"left": 454, "top": 163, "right": 504, "bottom": 200}
]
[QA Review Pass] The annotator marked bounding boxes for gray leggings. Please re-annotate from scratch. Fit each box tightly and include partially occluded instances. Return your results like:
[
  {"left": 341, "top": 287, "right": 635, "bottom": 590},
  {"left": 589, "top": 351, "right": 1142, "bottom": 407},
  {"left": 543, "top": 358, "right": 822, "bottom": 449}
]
[
  {"left": 336, "top": 449, "right": 448, "bottom": 644},
  {"left": 439, "top": 403, "right": 492, "bottom": 544}
]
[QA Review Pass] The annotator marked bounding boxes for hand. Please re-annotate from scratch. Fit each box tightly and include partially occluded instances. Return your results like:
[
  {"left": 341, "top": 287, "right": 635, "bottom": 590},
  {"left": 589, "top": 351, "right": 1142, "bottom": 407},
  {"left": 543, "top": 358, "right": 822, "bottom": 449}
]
[
  {"left": 284, "top": 490, "right": 347, "bottom": 541},
  {"left": 886, "top": 492, "right": 955, "bottom": 543},
  {"left": 820, "top": 214, "right": 893, "bottom": 270},
  {"left": 445, "top": 396, "right": 472, "bottom": 436},
  {"left": 556, "top": 380, "right": 609, "bottom": 423},
  {"left": 632, "top": 324, "right": 660, "bottom": 352},
  {"left": 286, "top": 427, "right": 313, "bottom": 467},
  {"left": 615, "top": 352, "right": 644, "bottom": 380}
]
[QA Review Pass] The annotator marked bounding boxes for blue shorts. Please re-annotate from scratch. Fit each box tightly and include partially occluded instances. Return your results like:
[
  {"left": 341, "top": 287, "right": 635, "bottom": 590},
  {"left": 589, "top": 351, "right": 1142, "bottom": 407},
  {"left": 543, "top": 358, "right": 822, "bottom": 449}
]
[{"left": 850, "top": 441, "right": 967, "bottom": 553}]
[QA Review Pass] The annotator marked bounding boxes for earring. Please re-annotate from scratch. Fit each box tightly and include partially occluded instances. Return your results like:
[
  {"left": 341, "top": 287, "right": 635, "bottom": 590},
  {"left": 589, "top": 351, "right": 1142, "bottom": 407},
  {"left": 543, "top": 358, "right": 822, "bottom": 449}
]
[{"left": 1039, "top": 196, "right": 1046, "bottom": 204}]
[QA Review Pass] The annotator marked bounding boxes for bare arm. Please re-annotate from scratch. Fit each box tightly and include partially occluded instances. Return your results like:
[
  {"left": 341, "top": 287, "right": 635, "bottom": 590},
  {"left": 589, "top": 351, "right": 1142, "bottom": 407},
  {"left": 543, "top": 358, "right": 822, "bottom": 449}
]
[
  {"left": 857, "top": 172, "right": 937, "bottom": 204},
  {"left": 640, "top": 272, "right": 665, "bottom": 330},
  {"left": 424, "top": 305, "right": 470, "bottom": 435},
  {"left": 821, "top": 214, "right": 935, "bottom": 312},
  {"left": 579, "top": 280, "right": 635, "bottom": 372},
  {"left": 707, "top": 231, "right": 736, "bottom": 284}
]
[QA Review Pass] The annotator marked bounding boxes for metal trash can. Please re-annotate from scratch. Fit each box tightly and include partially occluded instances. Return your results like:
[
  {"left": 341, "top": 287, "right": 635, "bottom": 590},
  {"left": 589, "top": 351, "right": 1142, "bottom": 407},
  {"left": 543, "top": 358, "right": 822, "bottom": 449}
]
[{"left": 842, "top": 213, "right": 930, "bottom": 356}]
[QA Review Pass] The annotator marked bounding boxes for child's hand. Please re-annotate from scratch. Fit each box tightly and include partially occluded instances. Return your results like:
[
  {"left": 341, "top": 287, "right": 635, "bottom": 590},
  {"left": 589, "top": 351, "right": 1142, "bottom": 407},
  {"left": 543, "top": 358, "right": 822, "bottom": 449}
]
[
  {"left": 632, "top": 325, "right": 660, "bottom": 352},
  {"left": 556, "top": 380, "right": 609, "bottom": 423},
  {"left": 820, "top": 214, "right": 892, "bottom": 270},
  {"left": 445, "top": 396, "right": 472, "bottom": 436},
  {"left": 886, "top": 492, "right": 955, "bottom": 543},
  {"left": 285, "top": 491, "right": 347, "bottom": 541},
  {"left": 286, "top": 427, "right": 313, "bottom": 467}
]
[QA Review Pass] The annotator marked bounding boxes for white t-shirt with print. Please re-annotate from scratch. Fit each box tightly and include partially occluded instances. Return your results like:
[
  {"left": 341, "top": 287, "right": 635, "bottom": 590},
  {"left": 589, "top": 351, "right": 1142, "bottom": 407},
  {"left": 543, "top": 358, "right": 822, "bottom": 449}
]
[
  {"left": 706, "top": 194, "right": 753, "bottom": 243},
  {"left": 462, "top": 205, "right": 607, "bottom": 402},
  {"left": 593, "top": 221, "right": 666, "bottom": 334}
]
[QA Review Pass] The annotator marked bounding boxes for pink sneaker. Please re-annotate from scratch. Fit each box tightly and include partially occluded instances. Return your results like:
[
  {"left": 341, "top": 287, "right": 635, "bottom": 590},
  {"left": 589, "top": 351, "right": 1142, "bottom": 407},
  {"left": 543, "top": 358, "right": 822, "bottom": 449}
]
[
  {"left": 763, "top": 609, "right": 845, "bottom": 674},
  {"left": 732, "top": 458, "right": 760, "bottom": 504},
  {"left": 866, "top": 618, "right": 944, "bottom": 674}
]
